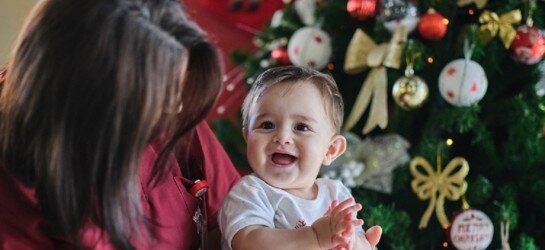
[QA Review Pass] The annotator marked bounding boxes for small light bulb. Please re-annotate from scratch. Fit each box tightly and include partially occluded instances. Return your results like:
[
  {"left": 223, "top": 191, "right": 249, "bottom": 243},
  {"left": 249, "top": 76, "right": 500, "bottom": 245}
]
[
  {"left": 446, "top": 139, "right": 453, "bottom": 146},
  {"left": 427, "top": 57, "right": 434, "bottom": 63}
]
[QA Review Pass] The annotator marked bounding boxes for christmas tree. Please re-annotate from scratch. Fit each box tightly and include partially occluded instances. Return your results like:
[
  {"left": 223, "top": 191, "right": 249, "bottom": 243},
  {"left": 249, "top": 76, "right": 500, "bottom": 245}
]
[{"left": 214, "top": 0, "right": 545, "bottom": 248}]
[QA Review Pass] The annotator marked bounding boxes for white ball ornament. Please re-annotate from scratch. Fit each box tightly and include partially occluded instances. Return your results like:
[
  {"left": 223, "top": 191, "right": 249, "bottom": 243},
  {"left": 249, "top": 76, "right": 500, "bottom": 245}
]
[
  {"left": 287, "top": 27, "right": 332, "bottom": 70},
  {"left": 438, "top": 59, "right": 488, "bottom": 107},
  {"left": 449, "top": 209, "right": 493, "bottom": 250}
]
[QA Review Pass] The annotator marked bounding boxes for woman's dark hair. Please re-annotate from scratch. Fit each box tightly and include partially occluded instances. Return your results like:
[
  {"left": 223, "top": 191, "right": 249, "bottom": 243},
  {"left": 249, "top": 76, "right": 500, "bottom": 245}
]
[{"left": 0, "top": 0, "right": 222, "bottom": 248}]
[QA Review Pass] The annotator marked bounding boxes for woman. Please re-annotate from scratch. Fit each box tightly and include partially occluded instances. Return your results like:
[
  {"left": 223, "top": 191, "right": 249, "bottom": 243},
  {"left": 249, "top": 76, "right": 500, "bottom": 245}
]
[{"left": 0, "top": 0, "right": 239, "bottom": 249}]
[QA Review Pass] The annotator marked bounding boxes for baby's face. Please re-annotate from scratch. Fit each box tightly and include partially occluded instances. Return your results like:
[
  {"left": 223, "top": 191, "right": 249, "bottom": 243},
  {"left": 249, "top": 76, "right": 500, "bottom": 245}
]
[{"left": 244, "top": 81, "right": 337, "bottom": 195}]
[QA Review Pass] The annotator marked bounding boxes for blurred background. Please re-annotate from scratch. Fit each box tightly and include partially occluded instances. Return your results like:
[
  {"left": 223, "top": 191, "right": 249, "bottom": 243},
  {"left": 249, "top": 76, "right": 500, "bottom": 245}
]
[{"left": 2, "top": 1, "right": 545, "bottom": 249}]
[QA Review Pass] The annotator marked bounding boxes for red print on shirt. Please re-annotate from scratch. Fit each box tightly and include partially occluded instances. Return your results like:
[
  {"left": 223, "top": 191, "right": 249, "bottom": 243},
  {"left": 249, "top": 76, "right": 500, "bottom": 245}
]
[{"left": 294, "top": 220, "right": 307, "bottom": 229}]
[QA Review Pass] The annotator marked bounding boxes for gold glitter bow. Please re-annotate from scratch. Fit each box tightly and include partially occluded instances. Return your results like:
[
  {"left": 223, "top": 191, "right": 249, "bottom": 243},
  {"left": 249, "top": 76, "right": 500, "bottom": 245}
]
[
  {"left": 457, "top": 0, "right": 487, "bottom": 9},
  {"left": 410, "top": 156, "right": 469, "bottom": 229},
  {"left": 343, "top": 27, "right": 406, "bottom": 134},
  {"left": 479, "top": 9, "right": 521, "bottom": 48}
]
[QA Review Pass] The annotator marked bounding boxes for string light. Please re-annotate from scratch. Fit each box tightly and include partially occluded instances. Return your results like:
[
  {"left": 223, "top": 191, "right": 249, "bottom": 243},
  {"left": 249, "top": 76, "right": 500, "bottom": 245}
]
[
  {"left": 469, "top": 9, "right": 475, "bottom": 15},
  {"left": 446, "top": 138, "right": 454, "bottom": 146},
  {"left": 442, "top": 241, "right": 449, "bottom": 247},
  {"left": 327, "top": 63, "right": 335, "bottom": 70},
  {"left": 427, "top": 57, "right": 434, "bottom": 63}
]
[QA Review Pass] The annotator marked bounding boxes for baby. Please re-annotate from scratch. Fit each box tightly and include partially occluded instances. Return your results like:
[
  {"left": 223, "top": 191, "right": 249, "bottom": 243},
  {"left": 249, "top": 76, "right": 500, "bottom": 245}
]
[{"left": 219, "top": 66, "right": 382, "bottom": 249}]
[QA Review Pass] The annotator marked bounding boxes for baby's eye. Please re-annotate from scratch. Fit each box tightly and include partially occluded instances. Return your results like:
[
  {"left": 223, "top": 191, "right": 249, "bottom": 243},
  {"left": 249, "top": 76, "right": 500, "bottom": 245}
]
[
  {"left": 295, "top": 123, "right": 310, "bottom": 131},
  {"left": 259, "top": 121, "right": 275, "bottom": 129}
]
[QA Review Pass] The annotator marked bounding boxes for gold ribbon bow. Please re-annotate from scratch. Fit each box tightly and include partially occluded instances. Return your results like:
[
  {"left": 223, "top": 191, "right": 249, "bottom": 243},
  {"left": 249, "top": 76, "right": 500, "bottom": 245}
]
[
  {"left": 479, "top": 9, "right": 521, "bottom": 48},
  {"left": 457, "top": 0, "right": 487, "bottom": 9},
  {"left": 410, "top": 156, "right": 469, "bottom": 229},
  {"left": 343, "top": 27, "right": 406, "bottom": 134}
]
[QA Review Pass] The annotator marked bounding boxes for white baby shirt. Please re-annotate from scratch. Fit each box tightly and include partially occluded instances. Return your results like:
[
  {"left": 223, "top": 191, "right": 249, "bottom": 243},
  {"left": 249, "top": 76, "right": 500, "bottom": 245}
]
[{"left": 218, "top": 174, "right": 364, "bottom": 249}]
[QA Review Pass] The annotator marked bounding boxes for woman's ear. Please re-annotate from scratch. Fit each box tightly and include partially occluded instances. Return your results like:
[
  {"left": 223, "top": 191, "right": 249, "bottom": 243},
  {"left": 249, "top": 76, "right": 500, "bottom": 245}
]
[
  {"left": 242, "top": 127, "right": 248, "bottom": 142},
  {"left": 323, "top": 135, "right": 347, "bottom": 166}
]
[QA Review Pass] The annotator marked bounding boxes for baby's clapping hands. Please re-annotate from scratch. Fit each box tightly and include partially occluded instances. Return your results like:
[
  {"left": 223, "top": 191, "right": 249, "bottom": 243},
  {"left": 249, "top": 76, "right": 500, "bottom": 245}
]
[{"left": 311, "top": 198, "right": 382, "bottom": 250}]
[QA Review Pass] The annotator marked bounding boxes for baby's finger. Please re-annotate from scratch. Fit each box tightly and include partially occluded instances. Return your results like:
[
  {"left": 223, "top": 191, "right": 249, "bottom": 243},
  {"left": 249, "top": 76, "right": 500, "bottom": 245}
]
[
  {"left": 331, "top": 234, "right": 350, "bottom": 246},
  {"left": 339, "top": 219, "right": 363, "bottom": 232},
  {"left": 340, "top": 226, "right": 353, "bottom": 238},
  {"left": 331, "top": 198, "right": 355, "bottom": 214},
  {"left": 365, "top": 225, "right": 383, "bottom": 246},
  {"left": 333, "top": 203, "right": 362, "bottom": 222}
]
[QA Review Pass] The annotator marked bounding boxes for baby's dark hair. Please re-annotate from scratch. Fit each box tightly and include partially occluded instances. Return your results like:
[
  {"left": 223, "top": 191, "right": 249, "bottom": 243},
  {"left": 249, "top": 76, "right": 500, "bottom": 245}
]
[{"left": 242, "top": 66, "right": 344, "bottom": 132}]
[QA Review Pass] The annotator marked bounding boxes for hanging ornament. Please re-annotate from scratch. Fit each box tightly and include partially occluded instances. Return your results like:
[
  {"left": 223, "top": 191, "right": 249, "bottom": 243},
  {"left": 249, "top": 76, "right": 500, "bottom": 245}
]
[
  {"left": 392, "top": 62, "right": 428, "bottom": 110},
  {"left": 377, "top": 0, "right": 419, "bottom": 34},
  {"left": 410, "top": 156, "right": 469, "bottom": 229},
  {"left": 287, "top": 27, "right": 332, "bottom": 70},
  {"left": 410, "top": 142, "right": 469, "bottom": 229},
  {"left": 510, "top": 25, "right": 545, "bottom": 64},
  {"left": 448, "top": 208, "right": 494, "bottom": 250},
  {"left": 347, "top": 0, "right": 377, "bottom": 21},
  {"left": 418, "top": 9, "right": 448, "bottom": 41},
  {"left": 294, "top": 0, "right": 317, "bottom": 25},
  {"left": 439, "top": 40, "right": 488, "bottom": 107},
  {"left": 508, "top": 0, "right": 545, "bottom": 65},
  {"left": 271, "top": 46, "right": 291, "bottom": 65},
  {"left": 343, "top": 27, "right": 407, "bottom": 134},
  {"left": 321, "top": 132, "right": 410, "bottom": 193},
  {"left": 457, "top": 0, "right": 487, "bottom": 9},
  {"left": 478, "top": 9, "right": 521, "bottom": 48}
]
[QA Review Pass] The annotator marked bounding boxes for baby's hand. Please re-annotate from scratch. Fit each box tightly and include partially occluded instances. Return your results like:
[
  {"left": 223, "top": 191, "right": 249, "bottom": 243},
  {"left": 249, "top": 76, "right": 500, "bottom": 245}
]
[
  {"left": 311, "top": 198, "right": 363, "bottom": 249},
  {"left": 363, "top": 226, "right": 382, "bottom": 248}
]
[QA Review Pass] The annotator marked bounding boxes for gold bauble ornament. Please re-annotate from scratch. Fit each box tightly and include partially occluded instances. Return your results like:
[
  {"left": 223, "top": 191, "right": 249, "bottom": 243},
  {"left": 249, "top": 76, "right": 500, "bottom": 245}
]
[{"left": 392, "top": 67, "right": 428, "bottom": 110}]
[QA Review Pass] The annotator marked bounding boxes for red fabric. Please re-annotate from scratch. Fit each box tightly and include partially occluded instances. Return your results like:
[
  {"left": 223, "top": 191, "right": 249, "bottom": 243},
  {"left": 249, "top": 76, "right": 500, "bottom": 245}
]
[{"left": 0, "top": 122, "right": 240, "bottom": 249}]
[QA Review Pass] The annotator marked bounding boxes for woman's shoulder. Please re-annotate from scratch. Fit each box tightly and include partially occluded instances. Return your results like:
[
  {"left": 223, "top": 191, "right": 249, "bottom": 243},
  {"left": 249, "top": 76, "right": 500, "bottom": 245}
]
[{"left": 0, "top": 163, "right": 57, "bottom": 248}]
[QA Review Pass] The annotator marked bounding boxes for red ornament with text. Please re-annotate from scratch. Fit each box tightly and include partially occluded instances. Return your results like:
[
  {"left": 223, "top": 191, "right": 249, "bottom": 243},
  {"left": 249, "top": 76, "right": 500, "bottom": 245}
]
[
  {"left": 418, "top": 9, "right": 448, "bottom": 40},
  {"left": 271, "top": 46, "right": 291, "bottom": 65},
  {"left": 347, "top": 0, "right": 377, "bottom": 21},
  {"left": 447, "top": 208, "right": 493, "bottom": 250},
  {"left": 510, "top": 25, "right": 545, "bottom": 65}
]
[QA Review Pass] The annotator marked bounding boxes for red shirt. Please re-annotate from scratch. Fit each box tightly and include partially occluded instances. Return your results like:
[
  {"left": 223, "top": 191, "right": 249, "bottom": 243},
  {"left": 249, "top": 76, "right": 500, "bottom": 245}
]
[{"left": 0, "top": 122, "right": 240, "bottom": 249}]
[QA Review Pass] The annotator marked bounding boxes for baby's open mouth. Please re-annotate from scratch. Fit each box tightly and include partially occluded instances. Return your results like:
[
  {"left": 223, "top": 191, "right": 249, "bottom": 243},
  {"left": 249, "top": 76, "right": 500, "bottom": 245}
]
[{"left": 271, "top": 153, "right": 297, "bottom": 165}]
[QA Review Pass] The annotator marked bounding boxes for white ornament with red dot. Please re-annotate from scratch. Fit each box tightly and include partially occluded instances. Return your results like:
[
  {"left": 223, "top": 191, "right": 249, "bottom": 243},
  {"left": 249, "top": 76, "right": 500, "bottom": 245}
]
[
  {"left": 287, "top": 27, "right": 332, "bottom": 70},
  {"left": 438, "top": 59, "right": 488, "bottom": 107}
]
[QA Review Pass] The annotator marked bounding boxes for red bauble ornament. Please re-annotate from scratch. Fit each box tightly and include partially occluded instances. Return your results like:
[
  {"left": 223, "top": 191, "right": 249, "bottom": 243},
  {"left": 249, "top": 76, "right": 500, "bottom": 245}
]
[
  {"left": 347, "top": 0, "right": 377, "bottom": 21},
  {"left": 271, "top": 46, "right": 291, "bottom": 65},
  {"left": 509, "top": 25, "right": 545, "bottom": 65},
  {"left": 418, "top": 9, "right": 448, "bottom": 40}
]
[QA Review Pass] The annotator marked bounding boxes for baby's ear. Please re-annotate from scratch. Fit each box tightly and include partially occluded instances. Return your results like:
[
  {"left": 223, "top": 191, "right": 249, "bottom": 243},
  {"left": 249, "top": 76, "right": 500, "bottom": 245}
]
[{"left": 323, "top": 135, "right": 347, "bottom": 166}]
